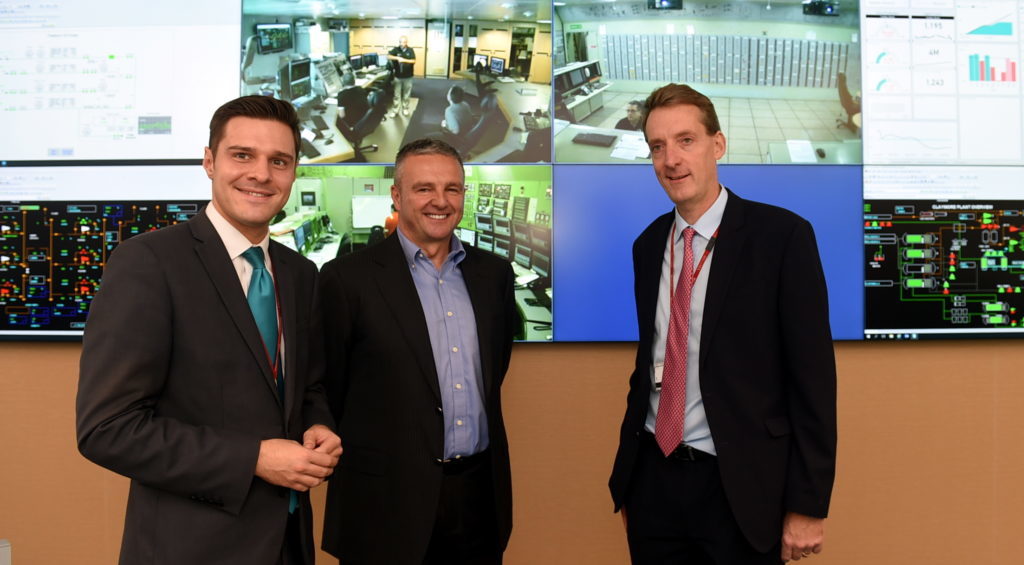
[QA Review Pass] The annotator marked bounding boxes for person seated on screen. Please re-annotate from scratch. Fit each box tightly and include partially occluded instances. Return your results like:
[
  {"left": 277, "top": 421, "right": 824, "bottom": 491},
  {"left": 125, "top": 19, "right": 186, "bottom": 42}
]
[
  {"left": 614, "top": 100, "right": 643, "bottom": 131},
  {"left": 554, "top": 100, "right": 575, "bottom": 124},
  {"left": 336, "top": 72, "right": 384, "bottom": 126},
  {"left": 441, "top": 86, "right": 474, "bottom": 136}
]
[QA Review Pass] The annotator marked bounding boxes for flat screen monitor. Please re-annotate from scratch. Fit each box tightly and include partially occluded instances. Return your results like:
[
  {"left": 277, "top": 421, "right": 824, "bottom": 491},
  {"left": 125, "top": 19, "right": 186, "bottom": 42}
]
[
  {"left": 494, "top": 185, "right": 511, "bottom": 199},
  {"left": 490, "top": 56, "right": 505, "bottom": 75},
  {"left": 532, "top": 251, "right": 550, "bottom": 278},
  {"left": 377, "top": 53, "right": 388, "bottom": 67},
  {"left": 477, "top": 234, "right": 494, "bottom": 253},
  {"left": 301, "top": 191, "right": 316, "bottom": 206},
  {"left": 290, "top": 78, "right": 311, "bottom": 102},
  {"left": 473, "top": 54, "right": 489, "bottom": 68},
  {"left": 514, "top": 245, "right": 532, "bottom": 269},
  {"left": 290, "top": 58, "right": 311, "bottom": 81},
  {"left": 493, "top": 216, "right": 511, "bottom": 237},
  {"left": 475, "top": 213, "right": 493, "bottom": 233},
  {"left": 256, "top": 23, "right": 293, "bottom": 54},
  {"left": 512, "top": 220, "right": 531, "bottom": 244},
  {"left": 555, "top": 74, "right": 571, "bottom": 94},
  {"left": 293, "top": 224, "right": 307, "bottom": 253},
  {"left": 362, "top": 53, "right": 378, "bottom": 68},
  {"left": 569, "top": 69, "right": 585, "bottom": 87},
  {"left": 349, "top": 54, "right": 363, "bottom": 70},
  {"left": 494, "top": 237, "right": 511, "bottom": 259},
  {"left": 302, "top": 219, "right": 314, "bottom": 243},
  {"left": 529, "top": 224, "right": 551, "bottom": 253},
  {"left": 585, "top": 62, "right": 601, "bottom": 80}
]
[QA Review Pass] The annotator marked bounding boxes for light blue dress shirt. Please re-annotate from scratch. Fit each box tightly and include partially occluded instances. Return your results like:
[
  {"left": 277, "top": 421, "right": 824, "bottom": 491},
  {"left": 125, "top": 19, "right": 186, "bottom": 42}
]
[
  {"left": 645, "top": 187, "right": 728, "bottom": 455},
  {"left": 396, "top": 228, "right": 488, "bottom": 459}
]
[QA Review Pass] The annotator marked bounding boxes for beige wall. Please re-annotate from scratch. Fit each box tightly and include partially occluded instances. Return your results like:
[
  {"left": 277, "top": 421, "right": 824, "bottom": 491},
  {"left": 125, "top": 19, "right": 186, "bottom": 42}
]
[{"left": 2, "top": 339, "right": 1023, "bottom": 564}]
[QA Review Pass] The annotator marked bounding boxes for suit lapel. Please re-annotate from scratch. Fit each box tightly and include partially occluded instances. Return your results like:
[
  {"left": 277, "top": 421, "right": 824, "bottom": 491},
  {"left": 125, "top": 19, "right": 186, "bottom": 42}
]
[
  {"left": 459, "top": 248, "right": 495, "bottom": 399},
  {"left": 699, "top": 189, "right": 747, "bottom": 368},
  {"left": 271, "top": 243, "right": 299, "bottom": 422},
  {"left": 372, "top": 236, "right": 443, "bottom": 404},
  {"left": 189, "top": 212, "right": 282, "bottom": 405}
]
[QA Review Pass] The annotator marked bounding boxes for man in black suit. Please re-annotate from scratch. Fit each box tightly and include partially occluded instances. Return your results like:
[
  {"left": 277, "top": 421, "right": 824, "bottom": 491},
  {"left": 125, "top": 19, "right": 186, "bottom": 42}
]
[
  {"left": 77, "top": 95, "right": 341, "bottom": 565},
  {"left": 320, "top": 138, "right": 518, "bottom": 564},
  {"left": 608, "top": 84, "right": 837, "bottom": 564}
]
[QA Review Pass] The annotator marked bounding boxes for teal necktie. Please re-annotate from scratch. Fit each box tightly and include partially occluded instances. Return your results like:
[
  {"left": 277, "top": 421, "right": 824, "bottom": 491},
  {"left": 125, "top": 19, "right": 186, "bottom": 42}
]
[{"left": 241, "top": 247, "right": 298, "bottom": 513}]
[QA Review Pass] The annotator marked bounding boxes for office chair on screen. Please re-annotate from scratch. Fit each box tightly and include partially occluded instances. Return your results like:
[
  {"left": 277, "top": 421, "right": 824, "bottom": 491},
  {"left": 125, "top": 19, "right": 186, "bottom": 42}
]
[
  {"left": 367, "top": 226, "right": 386, "bottom": 247},
  {"left": 836, "top": 72, "right": 861, "bottom": 134},
  {"left": 336, "top": 77, "right": 387, "bottom": 162}
]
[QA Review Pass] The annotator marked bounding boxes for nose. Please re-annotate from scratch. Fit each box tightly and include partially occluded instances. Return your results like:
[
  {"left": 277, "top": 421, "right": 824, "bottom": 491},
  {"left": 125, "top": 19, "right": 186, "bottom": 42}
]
[
  {"left": 662, "top": 142, "right": 683, "bottom": 168},
  {"left": 247, "top": 157, "right": 272, "bottom": 182}
]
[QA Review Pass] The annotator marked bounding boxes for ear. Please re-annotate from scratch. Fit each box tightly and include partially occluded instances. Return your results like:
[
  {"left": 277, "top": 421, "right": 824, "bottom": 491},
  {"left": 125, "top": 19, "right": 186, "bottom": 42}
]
[
  {"left": 713, "top": 131, "right": 726, "bottom": 160},
  {"left": 202, "top": 147, "right": 214, "bottom": 179},
  {"left": 391, "top": 184, "right": 400, "bottom": 212}
]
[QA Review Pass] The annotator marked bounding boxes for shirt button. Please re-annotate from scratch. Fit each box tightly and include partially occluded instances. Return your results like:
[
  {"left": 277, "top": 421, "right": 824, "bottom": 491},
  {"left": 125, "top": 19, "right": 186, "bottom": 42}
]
[
  {"left": 438, "top": 279, "right": 444, "bottom": 285},
  {"left": 456, "top": 419, "right": 463, "bottom": 426},
  {"left": 455, "top": 383, "right": 462, "bottom": 390},
  {"left": 447, "top": 311, "right": 453, "bottom": 317},
  {"left": 452, "top": 346, "right": 458, "bottom": 352}
]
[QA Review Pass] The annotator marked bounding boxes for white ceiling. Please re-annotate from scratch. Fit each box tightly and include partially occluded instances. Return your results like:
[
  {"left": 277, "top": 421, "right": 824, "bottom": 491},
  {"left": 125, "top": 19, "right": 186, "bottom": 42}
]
[{"left": 243, "top": 0, "right": 553, "bottom": 23}]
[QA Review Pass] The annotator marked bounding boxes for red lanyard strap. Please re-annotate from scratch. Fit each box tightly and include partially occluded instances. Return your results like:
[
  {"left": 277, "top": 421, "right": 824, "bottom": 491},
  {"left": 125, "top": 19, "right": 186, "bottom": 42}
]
[{"left": 669, "top": 224, "right": 720, "bottom": 301}]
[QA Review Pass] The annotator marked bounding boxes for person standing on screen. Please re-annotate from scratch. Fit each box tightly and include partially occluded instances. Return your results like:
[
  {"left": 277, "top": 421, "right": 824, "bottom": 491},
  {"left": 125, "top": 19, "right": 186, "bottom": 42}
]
[
  {"left": 319, "top": 138, "right": 519, "bottom": 565},
  {"left": 608, "top": 83, "right": 837, "bottom": 564},
  {"left": 388, "top": 35, "right": 416, "bottom": 118},
  {"left": 77, "top": 95, "right": 341, "bottom": 565},
  {"left": 614, "top": 100, "right": 643, "bottom": 131}
]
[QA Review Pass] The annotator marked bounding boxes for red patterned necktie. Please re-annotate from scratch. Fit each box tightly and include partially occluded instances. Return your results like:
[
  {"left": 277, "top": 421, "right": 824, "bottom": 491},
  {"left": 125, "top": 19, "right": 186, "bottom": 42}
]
[{"left": 655, "top": 226, "right": 695, "bottom": 457}]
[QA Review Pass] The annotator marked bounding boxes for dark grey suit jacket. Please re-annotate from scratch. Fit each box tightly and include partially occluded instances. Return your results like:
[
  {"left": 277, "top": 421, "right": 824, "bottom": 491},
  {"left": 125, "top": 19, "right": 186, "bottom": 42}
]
[
  {"left": 318, "top": 234, "right": 518, "bottom": 564},
  {"left": 77, "top": 210, "right": 334, "bottom": 565},
  {"left": 609, "top": 189, "right": 837, "bottom": 552}
]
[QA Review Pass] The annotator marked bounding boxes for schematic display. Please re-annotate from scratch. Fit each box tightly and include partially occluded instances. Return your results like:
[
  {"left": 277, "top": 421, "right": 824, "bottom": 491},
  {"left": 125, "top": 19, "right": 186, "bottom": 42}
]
[
  {"left": 0, "top": 201, "right": 204, "bottom": 337},
  {"left": 864, "top": 199, "right": 1024, "bottom": 338}
]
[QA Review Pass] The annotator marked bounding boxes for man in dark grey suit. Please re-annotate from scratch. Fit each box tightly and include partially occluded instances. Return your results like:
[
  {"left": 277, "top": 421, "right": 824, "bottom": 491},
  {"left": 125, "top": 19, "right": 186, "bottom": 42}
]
[
  {"left": 77, "top": 95, "right": 341, "bottom": 565},
  {"left": 319, "top": 138, "right": 518, "bottom": 564},
  {"left": 609, "top": 84, "right": 837, "bottom": 564}
]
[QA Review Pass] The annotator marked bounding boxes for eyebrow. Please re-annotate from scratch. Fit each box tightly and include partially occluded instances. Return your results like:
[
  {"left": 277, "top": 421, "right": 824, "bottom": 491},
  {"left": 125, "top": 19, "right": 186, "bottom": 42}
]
[{"left": 224, "top": 145, "right": 295, "bottom": 161}]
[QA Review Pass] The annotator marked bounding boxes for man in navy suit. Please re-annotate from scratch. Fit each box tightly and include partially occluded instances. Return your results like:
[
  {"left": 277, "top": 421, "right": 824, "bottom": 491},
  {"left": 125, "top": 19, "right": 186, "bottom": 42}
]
[
  {"left": 78, "top": 95, "right": 341, "bottom": 565},
  {"left": 609, "top": 84, "right": 837, "bottom": 564},
  {"left": 319, "top": 138, "right": 518, "bottom": 564}
]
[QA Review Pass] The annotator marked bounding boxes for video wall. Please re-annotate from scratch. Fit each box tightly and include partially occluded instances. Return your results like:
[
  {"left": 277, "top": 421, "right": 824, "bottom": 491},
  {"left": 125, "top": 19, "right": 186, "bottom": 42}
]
[{"left": 2, "top": 1, "right": 1023, "bottom": 341}]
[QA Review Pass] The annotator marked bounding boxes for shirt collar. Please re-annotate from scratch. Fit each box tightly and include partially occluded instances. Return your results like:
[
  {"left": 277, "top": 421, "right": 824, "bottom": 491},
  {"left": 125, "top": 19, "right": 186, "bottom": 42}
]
[
  {"left": 395, "top": 226, "right": 466, "bottom": 268},
  {"left": 205, "top": 202, "right": 271, "bottom": 261},
  {"left": 673, "top": 185, "right": 728, "bottom": 242}
]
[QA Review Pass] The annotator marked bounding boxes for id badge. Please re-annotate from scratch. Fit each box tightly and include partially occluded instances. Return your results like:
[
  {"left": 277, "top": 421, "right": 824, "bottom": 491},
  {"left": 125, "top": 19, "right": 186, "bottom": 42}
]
[{"left": 653, "top": 363, "right": 664, "bottom": 391}]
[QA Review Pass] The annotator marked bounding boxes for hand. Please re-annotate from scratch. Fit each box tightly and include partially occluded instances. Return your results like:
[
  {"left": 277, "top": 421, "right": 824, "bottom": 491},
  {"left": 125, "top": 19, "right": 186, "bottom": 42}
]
[
  {"left": 781, "top": 512, "right": 825, "bottom": 562},
  {"left": 255, "top": 438, "right": 335, "bottom": 491},
  {"left": 303, "top": 424, "right": 342, "bottom": 466}
]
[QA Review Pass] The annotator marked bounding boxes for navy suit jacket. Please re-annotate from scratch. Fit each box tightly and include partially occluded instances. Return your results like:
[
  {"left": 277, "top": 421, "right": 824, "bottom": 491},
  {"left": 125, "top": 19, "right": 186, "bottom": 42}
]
[
  {"left": 319, "top": 234, "right": 518, "bottom": 564},
  {"left": 609, "top": 189, "right": 837, "bottom": 552},
  {"left": 77, "top": 210, "right": 334, "bottom": 565}
]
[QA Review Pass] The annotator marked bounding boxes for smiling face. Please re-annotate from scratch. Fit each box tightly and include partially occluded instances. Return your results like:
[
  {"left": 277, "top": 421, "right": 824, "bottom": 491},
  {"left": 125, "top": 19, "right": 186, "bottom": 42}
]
[
  {"left": 645, "top": 103, "right": 726, "bottom": 224},
  {"left": 391, "top": 153, "right": 465, "bottom": 254},
  {"left": 203, "top": 116, "right": 296, "bottom": 243}
]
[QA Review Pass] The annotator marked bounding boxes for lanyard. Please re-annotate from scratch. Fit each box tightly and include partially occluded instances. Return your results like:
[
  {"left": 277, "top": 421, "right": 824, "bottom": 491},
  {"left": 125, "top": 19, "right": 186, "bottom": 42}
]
[{"left": 669, "top": 223, "right": 720, "bottom": 302}]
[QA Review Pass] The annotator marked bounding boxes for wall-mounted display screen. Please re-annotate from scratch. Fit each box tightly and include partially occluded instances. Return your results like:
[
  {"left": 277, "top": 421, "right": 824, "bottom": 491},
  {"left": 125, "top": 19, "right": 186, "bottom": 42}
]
[{"left": 256, "top": 23, "right": 293, "bottom": 54}]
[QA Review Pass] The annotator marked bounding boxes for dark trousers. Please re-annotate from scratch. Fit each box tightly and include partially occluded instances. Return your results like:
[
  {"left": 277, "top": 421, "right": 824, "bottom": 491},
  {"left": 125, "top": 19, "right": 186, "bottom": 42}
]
[
  {"left": 421, "top": 451, "right": 503, "bottom": 565},
  {"left": 280, "top": 510, "right": 306, "bottom": 565},
  {"left": 625, "top": 433, "right": 781, "bottom": 565}
]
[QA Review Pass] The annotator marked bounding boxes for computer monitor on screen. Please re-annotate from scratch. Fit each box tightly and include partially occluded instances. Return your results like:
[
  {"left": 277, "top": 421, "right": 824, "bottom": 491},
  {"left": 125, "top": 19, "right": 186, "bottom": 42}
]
[
  {"left": 493, "top": 216, "right": 511, "bottom": 237},
  {"left": 490, "top": 56, "right": 505, "bottom": 75},
  {"left": 514, "top": 244, "right": 531, "bottom": 269},
  {"left": 349, "top": 54, "right": 363, "bottom": 70},
  {"left": 473, "top": 54, "right": 489, "bottom": 68},
  {"left": 477, "top": 234, "right": 494, "bottom": 253},
  {"left": 302, "top": 219, "right": 314, "bottom": 244},
  {"left": 362, "top": 53, "right": 378, "bottom": 69},
  {"left": 377, "top": 53, "right": 388, "bottom": 67},
  {"left": 256, "top": 23, "right": 293, "bottom": 54},
  {"left": 529, "top": 224, "right": 551, "bottom": 253},
  {"left": 475, "top": 213, "right": 493, "bottom": 233},
  {"left": 293, "top": 224, "right": 307, "bottom": 253},
  {"left": 512, "top": 220, "right": 530, "bottom": 245},
  {"left": 456, "top": 228, "right": 476, "bottom": 246},
  {"left": 494, "top": 237, "right": 511, "bottom": 259},
  {"left": 301, "top": 191, "right": 316, "bottom": 206},
  {"left": 531, "top": 251, "right": 549, "bottom": 278}
]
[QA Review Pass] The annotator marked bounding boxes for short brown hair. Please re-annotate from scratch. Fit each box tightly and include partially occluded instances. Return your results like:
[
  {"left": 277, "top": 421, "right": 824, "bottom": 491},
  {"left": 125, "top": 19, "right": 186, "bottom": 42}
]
[
  {"left": 641, "top": 84, "right": 721, "bottom": 139},
  {"left": 393, "top": 138, "right": 465, "bottom": 188},
  {"left": 208, "top": 95, "right": 301, "bottom": 159}
]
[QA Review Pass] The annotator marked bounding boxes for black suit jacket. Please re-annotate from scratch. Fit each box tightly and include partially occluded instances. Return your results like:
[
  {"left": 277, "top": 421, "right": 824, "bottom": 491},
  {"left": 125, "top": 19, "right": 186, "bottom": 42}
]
[
  {"left": 319, "top": 234, "right": 518, "bottom": 564},
  {"left": 77, "top": 210, "right": 334, "bottom": 565},
  {"left": 609, "top": 189, "right": 837, "bottom": 552}
]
